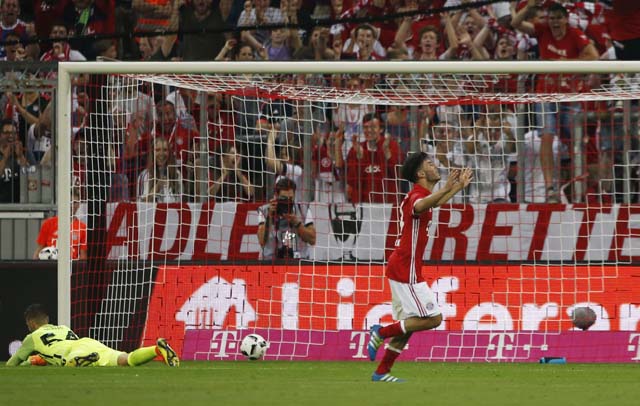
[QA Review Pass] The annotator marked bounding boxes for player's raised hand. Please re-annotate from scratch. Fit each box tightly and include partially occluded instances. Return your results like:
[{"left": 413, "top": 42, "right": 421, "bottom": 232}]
[
  {"left": 445, "top": 168, "right": 460, "bottom": 189},
  {"left": 459, "top": 167, "right": 473, "bottom": 187}
]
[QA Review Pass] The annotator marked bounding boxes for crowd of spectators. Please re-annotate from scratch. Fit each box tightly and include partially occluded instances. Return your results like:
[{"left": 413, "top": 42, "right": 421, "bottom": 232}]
[{"left": 1, "top": 0, "right": 640, "bottom": 206}]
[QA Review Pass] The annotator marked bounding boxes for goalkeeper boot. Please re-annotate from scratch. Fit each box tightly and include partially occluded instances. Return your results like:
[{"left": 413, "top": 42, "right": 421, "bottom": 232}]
[
  {"left": 371, "top": 372, "right": 406, "bottom": 383},
  {"left": 156, "top": 338, "right": 180, "bottom": 367},
  {"left": 67, "top": 352, "right": 100, "bottom": 367},
  {"left": 367, "top": 325, "right": 384, "bottom": 361}
]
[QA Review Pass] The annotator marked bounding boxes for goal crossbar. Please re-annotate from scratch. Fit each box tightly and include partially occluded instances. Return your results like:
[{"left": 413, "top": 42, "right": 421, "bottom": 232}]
[{"left": 58, "top": 60, "right": 640, "bottom": 75}]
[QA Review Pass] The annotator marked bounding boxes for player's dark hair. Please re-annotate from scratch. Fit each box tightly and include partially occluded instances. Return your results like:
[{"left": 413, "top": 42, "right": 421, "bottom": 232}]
[
  {"left": 24, "top": 304, "right": 49, "bottom": 323},
  {"left": 548, "top": 3, "right": 568, "bottom": 17},
  {"left": 275, "top": 177, "right": 296, "bottom": 194},
  {"left": 401, "top": 152, "right": 429, "bottom": 183}
]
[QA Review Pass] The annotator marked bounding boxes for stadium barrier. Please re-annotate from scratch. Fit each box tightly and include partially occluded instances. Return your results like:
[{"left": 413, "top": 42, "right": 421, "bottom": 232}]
[
  {"left": 0, "top": 261, "right": 57, "bottom": 361},
  {"left": 104, "top": 202, "right": 640, "bottom": 262},
  {"left": 144, "top": 263, "right": 640, "bottom": 362}
]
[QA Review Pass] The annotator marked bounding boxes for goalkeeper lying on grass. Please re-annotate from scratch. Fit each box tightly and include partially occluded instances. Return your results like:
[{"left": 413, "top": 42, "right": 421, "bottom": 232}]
[{"left": 6, "top": 304, "right": 179, "bottom": 367}]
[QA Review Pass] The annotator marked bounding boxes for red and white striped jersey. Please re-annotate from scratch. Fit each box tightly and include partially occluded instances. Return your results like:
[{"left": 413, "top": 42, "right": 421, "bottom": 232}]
[{"left": 386, "top": 184, "right": 432, "bottom": 284}]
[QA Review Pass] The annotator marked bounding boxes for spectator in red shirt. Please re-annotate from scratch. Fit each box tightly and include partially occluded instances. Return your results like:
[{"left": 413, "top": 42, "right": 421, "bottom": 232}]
[
  {"left": 121, "top": 111, "right": 151, "bottom": 199},
  {"left": 396, "top": 24, "right": 442, "bottom": 60},
  {"left": 346, "top": 113, "right": 399, "bottom": 204},
  {"left": 155, "top": 100, "right": 198, "bottom": 168},
  {"left": 342, "top": 23, "right": 385, "bottom": 60},
  {"left": 512, "top": 0, "right": 598, "bottom": 202},
  {"left": 393, "top": 0, "right": 445, "bottom": 54},
  {"left": 441, "top": 10, "right": 489, "bottom": 60},
  {"left": 206, "top": 93, "right": 235, "bottom": 153},
  {"left": 491, "top": 34, "right": 519, "bottom": 93},
  {"left": 606, "top": 0, "right": 640, "bottom": 60},
  {"left": 513, "top": 1, "right": 599, "bottom": 90},
  {"left": 343, "top": 0, "right": 398, "bottom": 49},
  {"left": 40, "top": 22, "right": 86, "bottom": 62},
  {"left": 155, "top": 98, "right": 199, "bottom": 199},
  {"left": 33, "top": 188, "right": 87, "bottom": 260},
  {"left": 34, "top": 0, "right": 69, "bottom": 46}
]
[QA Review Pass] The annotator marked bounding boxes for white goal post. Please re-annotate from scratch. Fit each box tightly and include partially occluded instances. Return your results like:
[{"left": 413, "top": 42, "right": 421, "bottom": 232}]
[{"left": 56, "top": 61, "right": 640, "bottom": 359}]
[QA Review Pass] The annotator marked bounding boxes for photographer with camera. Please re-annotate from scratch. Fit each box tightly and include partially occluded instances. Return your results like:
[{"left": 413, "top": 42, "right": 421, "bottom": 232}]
[{"left": 257, "top": 177, "right": 316, "bottom": 260}]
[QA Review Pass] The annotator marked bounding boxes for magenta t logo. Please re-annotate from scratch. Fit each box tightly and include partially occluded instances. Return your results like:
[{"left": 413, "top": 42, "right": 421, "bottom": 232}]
[
  {"left": 628, "top": 334, "right": 640, "bottom": 361},
  {"left": 487, "top": 333, "right": 515, "bottom": 360},
  {"left": 349, "top": 331, "right": 368, "bottom": 359},
  {"left": 209, "top": 331, "right": 239, "bottom": 358}
]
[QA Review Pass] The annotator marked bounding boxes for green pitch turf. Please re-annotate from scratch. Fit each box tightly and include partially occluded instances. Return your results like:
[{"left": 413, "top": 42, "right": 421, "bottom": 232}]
[{"left": 1, "top": 361, "right": 639, "bottom": 406}]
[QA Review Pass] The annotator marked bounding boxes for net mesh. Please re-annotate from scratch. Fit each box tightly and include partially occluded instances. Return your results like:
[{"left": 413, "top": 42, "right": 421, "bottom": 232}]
[
  {"left": 66, "top": 70, "right": 640, "bottom": 362},
  {"left": 124, "top": 72, "right": 640, "bottom": 104}
]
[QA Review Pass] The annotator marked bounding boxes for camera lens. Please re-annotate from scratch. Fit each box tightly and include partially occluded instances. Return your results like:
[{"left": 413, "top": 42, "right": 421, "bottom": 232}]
[{"left": 276, "top": 196, "right": 292, "bottom": 215}]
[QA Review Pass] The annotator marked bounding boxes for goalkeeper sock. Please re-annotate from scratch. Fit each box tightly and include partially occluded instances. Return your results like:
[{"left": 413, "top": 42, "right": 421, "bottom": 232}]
[
  {"left": 375, "top": 346, "right": 402, "bottom": 375},
  {"left": 127, "top": 346, "right": 158, "bottom": 366}
]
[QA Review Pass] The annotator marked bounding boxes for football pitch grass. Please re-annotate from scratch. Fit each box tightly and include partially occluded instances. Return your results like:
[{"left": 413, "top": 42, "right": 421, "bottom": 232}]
[{"left": 1, "top": 361, "right": 639, "bottom": 406}]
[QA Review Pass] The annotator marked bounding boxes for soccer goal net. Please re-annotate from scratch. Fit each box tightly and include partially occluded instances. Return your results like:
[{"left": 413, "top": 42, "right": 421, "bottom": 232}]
[{"left": 57, "top": 61, "right": 640, "bottom": 362}]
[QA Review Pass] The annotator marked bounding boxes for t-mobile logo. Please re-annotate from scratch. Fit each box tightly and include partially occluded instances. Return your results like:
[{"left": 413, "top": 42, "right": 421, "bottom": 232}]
[
  {"left": 209, "top": 331, "right": 238, "bottom": 358},
  {"left": 628, "top": 334, "right": 640, "bottom": 360},
  {"left": 487, "top": 333, "right": 515, "bottom": 359},
  {"left": 349, "top": 331, "right": 368, "bottom": 359}
]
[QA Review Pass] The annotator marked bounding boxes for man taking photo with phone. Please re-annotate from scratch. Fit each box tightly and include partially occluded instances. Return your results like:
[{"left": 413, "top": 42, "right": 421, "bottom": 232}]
[{"left": 257, "top": 177, "right": 316, "bottom": 260}]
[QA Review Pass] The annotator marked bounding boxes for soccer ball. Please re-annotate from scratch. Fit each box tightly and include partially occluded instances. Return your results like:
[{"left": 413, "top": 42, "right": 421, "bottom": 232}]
[
  {"left": 572, "top": 307, "right": 597, "bottom": 330},
  {"left": 38, "top": 246, "right": 58, "bottom": 260},
  {"left": 240, "top": 334, "right": 268, "bottom": 360}
]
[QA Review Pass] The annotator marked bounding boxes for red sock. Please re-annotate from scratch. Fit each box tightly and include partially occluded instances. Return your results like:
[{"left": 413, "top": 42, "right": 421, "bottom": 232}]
[
  {"left": 375, "top": 347, "right": 402, "bottom": 375},
  {"left": 379, "top": 321, "right": 405, "bottom": 338}
]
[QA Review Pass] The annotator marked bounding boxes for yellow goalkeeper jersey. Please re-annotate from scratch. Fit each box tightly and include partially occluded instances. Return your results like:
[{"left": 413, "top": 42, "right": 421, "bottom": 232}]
[{"left": 6, "top": 324, "right": 79, "bottom": 366}]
